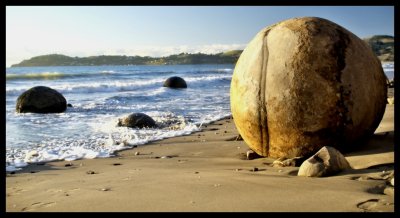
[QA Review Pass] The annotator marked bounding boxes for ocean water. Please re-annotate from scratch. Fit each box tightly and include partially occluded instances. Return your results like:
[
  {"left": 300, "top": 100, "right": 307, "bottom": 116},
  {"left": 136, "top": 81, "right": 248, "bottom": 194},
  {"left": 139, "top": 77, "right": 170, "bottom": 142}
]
[
  {"left": 5, "top": 63, "right": 394, "bottom": 171},
  {"left": 383, "top": 62, "right": 395, "bottom": 80},
  {"left": 6, "top": 64, "right": 234, "bottom": 171}
]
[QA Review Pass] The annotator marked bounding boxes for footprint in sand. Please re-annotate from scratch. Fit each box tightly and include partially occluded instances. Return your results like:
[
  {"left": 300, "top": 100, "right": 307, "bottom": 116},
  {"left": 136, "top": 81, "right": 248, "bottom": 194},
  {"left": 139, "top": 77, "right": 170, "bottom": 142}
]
[
  {"left": 357, "top": 199, "right": 394, "bottom": 212},
  {"left": 365, "top": 184, "right": 386, "bottom": 194},
  {"left": 9, "top": 187, "right": 27, "bottom": 196},
  {"left": 22, "top": 201, "right": 56, "bottom": 211},
  {"left": 191, "top": 152, "right": 204, "bottom": 156},
  {"left": 177, "top": 159, "right": 188, "bottom": 163}
]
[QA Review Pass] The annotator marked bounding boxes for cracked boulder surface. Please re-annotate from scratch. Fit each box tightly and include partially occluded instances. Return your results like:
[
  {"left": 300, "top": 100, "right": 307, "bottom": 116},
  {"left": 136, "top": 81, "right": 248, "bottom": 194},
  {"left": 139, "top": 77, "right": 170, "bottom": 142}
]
[{"left": 230, "top": 17, "right": 387, "bottom": 159}]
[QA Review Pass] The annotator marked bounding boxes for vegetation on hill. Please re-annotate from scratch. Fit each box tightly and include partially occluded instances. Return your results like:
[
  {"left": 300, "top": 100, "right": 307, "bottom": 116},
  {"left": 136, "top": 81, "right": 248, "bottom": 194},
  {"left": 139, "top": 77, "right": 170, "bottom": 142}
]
[
  {"left": 363, "top": 35, "right": 394, "bottom": 62},
  {"left": 11, "top": 50, "right": 243, "bottom": 67},
  {"left": 10, "top": 35, "right": 393, "bottom": 67}
]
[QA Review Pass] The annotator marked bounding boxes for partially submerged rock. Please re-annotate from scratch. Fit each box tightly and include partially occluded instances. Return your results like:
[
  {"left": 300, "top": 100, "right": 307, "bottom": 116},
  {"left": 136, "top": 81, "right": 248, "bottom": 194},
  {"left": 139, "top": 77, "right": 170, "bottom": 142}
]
[
  {"left": 298, "top": 146, "right": 351, "bottom": 177},
  {"left": 118, "top": 113, "right": 157, "bottom": 128},
  {"left": 163, "top": 76, "right": 187, "bottom": 88},
  {"left": 16, "top": 86, "right": 67, "bottom": 113},
  {"left": 24, "top": 150, "right": 39, "bottom": 163}
]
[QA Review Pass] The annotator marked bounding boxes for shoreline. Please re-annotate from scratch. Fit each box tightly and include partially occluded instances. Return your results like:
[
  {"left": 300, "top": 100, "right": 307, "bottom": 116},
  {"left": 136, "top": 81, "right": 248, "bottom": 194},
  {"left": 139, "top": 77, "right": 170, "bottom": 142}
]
[
  {"left": 6, "top": 105, "right": 394, "bottom": 212},
  {"left": 6, "top": 87, "right": 394, "bottom": 173},
  {"left": 6, "top": 113, "right": 234, "bottom": 172}
]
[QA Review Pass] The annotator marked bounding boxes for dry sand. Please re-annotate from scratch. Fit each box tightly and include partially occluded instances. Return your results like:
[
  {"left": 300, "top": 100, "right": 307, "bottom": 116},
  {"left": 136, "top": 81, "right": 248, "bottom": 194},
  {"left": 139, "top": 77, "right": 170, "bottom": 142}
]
[{"left": 6, "top": 104, "right": 394, "bottom": 212}]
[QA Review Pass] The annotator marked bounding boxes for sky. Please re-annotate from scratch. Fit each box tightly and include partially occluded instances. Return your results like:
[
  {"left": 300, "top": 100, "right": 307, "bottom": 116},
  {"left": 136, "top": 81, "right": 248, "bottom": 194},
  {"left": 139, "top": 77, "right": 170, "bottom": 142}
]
[{"left": 6, "top": 6, "right": 394, "bottom": 67}]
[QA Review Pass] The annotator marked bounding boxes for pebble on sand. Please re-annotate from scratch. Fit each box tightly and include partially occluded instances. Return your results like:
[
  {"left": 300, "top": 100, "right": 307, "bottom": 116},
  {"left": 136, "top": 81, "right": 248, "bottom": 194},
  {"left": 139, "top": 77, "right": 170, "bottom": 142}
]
[
  {"left": 246, "top": 150, "right": 261, "bottom": 160},
  {"left": 86, "top": 170, "right": 96, "bottom": 175},
  {"left": 251, "top": 167, "right": 259, "bottom": 172}
]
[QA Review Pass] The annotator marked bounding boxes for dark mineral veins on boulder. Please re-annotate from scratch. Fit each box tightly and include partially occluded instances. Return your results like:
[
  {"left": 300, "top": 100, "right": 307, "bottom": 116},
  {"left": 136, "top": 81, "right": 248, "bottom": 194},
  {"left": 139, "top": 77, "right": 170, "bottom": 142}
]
[
  {"left": 16, "top": 86, "right": 67, "bottom": 113},
  {"left": 230, "top": 17, "right": 387, "bottom": 159},
  {"left": 298, "top": 146, "right": 351, "bottom": 177},
  {"left": 117, "top": 113, "right": 157, "bottom": 128},
  {"left": 163, "top": 76, "right": 187, "bottom": 88}
]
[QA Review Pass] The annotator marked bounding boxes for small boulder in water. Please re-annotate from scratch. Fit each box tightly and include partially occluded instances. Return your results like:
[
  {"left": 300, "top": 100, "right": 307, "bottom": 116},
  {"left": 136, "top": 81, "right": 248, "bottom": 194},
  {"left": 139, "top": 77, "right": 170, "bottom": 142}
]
[
  {"left": 16, "top": 86, "right": 67, "bottom": 113},
  {"left": 118, "top": 113, "right": 157, "bottom": 128},
  {"left": 24, "top": 150, "right": 39, "bottom": 163},
  {"left": 163, "top": 76, "right": 187, "bottom": 88}
]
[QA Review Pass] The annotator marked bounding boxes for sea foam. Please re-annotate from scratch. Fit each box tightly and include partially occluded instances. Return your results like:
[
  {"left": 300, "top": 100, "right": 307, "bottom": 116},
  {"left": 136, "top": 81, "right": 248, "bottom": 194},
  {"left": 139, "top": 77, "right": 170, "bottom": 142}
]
[{"left": 6, "top": 111, "right": 215, "bottom": 171}]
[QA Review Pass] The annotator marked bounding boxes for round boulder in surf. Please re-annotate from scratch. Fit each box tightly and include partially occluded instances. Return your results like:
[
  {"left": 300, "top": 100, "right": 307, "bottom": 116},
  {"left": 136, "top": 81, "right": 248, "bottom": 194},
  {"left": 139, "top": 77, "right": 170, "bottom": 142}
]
[
  {"left": 118, "top": 113, "right": 157, "bottom": 128},
  {"left": 163, "top": 76, "right": 187, "bottom": 88},
  {"left": 16, "top": 86, "right": 67, "bottom": 113}
]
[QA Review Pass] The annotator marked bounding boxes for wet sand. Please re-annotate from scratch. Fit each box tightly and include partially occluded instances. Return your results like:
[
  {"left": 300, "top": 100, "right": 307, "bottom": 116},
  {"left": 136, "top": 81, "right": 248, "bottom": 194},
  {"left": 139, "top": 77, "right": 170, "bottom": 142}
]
[{"left": 6, "top": 104, "right": 394, "bottom": 212}]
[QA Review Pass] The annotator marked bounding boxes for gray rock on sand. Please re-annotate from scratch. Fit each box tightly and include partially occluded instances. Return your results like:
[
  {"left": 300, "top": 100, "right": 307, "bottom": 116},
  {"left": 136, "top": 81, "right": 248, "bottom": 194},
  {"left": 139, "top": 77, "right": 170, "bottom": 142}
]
[
  {"left": 246, "top": 150, "right": 261, "bottom": 160},
  {"left": 235, "top": 134, "right": 243, "bottom": 141},
  {"left": 230, "top": 17, "right": 387, "bottom": 159},
  {"left": 16, "top": 86, "right": 67, "bottom": 113},
  {"left": 272, "top": 157, "right": 302, "bottom": 167},
  {"left": 298, "top": 146, "right": 351, "bottom": 177},
  {"left": 118, "top": 113, "right": 157, "bottom": 128},
  {"left": 163, "top": 76, "right": 187, "bottom": 88}
]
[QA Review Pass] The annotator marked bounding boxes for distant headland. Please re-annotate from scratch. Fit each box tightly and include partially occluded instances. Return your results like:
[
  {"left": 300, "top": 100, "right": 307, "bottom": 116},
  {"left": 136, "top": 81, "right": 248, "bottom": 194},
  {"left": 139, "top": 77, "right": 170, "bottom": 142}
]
[
  {"left": 10, "top": 50, "right": 242, "bottom": 67},
  {"left": 363, "top": 35, "right": 394, "bottom": 62},
  {"left": 10, "top": 35, "right": 393, "bottom": 67}
]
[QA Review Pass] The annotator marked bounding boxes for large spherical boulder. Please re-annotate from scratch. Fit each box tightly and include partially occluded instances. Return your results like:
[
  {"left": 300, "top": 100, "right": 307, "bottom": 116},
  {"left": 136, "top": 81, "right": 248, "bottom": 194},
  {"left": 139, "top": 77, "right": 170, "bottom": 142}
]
[
  {"left": 163, "top": 76, "right": 187, "bottom": 88},
  {"left": 16, "top": 86, "right": 67, "bottom": 113},
  {"left": 230, "top": 17, "right": 387, "bottom": 159},
  {"left": 117, "top": 113, "right": 157, "bottom": 128}
]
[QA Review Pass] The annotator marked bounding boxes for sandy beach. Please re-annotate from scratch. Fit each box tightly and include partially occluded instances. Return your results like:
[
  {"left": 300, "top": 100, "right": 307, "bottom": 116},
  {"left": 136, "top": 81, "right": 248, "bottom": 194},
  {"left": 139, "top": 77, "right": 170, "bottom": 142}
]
[
  {"left": 5, "top": 6, "right": 394, "bottom": 213},
  {"left": 6, "top": 102, "right": 394, "bottom": 212}
]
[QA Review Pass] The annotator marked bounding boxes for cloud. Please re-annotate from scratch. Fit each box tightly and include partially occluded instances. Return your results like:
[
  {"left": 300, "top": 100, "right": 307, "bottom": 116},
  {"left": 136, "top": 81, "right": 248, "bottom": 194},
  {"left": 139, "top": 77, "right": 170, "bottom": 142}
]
[{"left": 6, "top": 43, "right": 247, "bottom": 67}]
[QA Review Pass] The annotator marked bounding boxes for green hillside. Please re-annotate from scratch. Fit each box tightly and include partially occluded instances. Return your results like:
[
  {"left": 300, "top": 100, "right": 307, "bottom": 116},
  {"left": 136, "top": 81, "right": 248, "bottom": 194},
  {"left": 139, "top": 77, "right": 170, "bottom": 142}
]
[
  {"left": 11, "top": 51, "right": 243, "bottom": 67},
  {"left": 363, "top": 35, "right": 394, "bottom": 61},
  {"left": 11, "top": 35, "right": 394, "bottom": 67}
]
